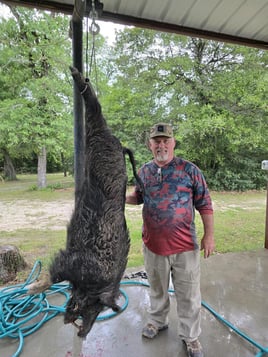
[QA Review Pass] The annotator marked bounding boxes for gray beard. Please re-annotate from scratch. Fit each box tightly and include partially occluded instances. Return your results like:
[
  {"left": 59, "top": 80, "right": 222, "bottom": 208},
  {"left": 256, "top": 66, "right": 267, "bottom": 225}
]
[{"left": 156, "top": 152, "right": 168, "bottom": 162}]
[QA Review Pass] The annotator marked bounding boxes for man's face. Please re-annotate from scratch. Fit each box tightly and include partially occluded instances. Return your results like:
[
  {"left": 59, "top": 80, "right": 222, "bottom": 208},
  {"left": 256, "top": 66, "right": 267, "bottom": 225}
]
[{"left": 149, "top": 136, "right": 176, "bottom": 165}]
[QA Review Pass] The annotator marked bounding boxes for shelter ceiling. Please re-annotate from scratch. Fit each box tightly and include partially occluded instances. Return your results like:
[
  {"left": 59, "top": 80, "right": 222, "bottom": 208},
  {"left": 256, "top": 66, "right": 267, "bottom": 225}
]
[{"left": 2, "top": 0, "right": 268, "bottom": 49}]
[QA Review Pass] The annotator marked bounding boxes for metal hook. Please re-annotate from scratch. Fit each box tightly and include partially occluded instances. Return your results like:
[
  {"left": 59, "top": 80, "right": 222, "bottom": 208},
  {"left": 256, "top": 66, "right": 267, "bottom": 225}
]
[
  {"left": 90, "top": 20, "right": 100, "bottom": 35},
  {"left": 89, "top": 0, "right": 100, "bottom": 35}
]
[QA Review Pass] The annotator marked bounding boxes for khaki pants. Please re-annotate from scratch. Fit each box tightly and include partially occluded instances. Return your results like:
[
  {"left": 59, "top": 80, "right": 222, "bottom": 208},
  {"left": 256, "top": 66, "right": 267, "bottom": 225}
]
[{"left": 143, "top": 245, "right": 201, "bottom": 341}]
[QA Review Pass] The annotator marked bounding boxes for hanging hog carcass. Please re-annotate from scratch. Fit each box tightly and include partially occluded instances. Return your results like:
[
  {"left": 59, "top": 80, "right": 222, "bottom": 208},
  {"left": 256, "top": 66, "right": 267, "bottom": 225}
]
[{"left": 28, "top": 66, "right": 142, "bottom": 338}]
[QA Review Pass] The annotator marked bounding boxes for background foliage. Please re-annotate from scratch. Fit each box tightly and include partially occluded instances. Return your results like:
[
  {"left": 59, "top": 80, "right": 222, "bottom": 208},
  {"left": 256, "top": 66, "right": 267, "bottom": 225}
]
[{"left": 0, "top": 6, "right": 267, "bottom": 190}]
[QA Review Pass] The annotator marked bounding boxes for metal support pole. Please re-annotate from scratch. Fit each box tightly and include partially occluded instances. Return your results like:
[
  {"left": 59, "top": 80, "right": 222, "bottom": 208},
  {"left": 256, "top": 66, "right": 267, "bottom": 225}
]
[
  {"left": 262, "top": 161, "right": 268, "bottom": 249},
  {"left": 72, "top": 18, "right": 85, "bottom": 201},
  {"left": 265, "top": 177, "right": 268, "bottom": 249}
]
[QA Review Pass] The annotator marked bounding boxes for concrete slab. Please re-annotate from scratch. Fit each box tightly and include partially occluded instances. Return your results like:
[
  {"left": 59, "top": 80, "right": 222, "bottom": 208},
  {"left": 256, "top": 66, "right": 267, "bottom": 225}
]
[{"left": 1, "top": 249, "right": 268, "bottom": 357}]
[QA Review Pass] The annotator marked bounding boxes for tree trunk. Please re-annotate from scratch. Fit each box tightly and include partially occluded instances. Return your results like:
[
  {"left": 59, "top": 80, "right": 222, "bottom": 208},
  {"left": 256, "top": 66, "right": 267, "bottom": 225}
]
[
  {"left": 61, "top": 152, "right": 67, "bottom": 177},
  {"left": 37, "top": 146, "right": 47, "bottom": 188},
  {"left": 3, "top": 149, "right": 17, "bottom": 181},
  {"left": 0, "top": 245, "right": 27, "bottom": 283}
]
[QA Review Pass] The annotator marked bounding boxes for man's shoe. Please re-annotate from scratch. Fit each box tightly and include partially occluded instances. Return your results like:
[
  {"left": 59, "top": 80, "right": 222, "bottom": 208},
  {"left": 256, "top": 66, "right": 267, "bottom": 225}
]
[
  {"left": 183, "top": 339, "right": 204, "bottom": 357},
  {"left": 142, "top": 323, "right": 168, "bottom": 339}
]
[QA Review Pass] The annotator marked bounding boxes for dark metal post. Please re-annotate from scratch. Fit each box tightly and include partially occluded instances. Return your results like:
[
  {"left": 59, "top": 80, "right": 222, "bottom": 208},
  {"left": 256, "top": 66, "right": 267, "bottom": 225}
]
[
  {"left": 265, "top": 177, "right": 268, "bottom": 249},
  {"left": 261, "top": 161, "right": 268, "bottom": 249},
  {"left": 72, "top": 18, "right": 85, "bottom": 201}
]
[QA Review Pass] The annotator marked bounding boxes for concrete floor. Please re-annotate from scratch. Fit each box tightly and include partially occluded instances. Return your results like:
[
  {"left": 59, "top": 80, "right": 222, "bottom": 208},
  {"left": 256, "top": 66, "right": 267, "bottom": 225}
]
[{"left": 1, "top": 249, "right": 268, "bottom": 357}]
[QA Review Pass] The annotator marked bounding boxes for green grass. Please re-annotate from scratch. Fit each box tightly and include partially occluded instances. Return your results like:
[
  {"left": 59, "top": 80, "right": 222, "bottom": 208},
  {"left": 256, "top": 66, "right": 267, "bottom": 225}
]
[
  {"left": 0, "top": 229, "right": 66, "bottom": 282},
  {"left": 210, "top": 191, "right": 266, "bottom": 253},
  {"left": 0, "top": 173, "right": 266, "bottom": 283},
  {"left": 0, "top": 173, "right": 74, "bottom": 200},
  {"left": 213, "top": 209, "right": 264, "bottom": 252}
]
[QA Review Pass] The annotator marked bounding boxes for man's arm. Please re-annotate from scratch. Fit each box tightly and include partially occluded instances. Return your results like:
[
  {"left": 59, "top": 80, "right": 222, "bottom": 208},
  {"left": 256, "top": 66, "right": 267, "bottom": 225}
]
[{"left": 200, "top": 214, "right": 215, "bottom": 258}]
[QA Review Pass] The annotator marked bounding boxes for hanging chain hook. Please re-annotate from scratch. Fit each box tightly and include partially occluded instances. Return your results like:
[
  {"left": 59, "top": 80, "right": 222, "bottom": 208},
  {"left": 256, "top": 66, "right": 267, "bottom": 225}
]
[
  {"left": 89, "top": 0, "right": 100, "bottom": 35},
  {"left": 85, "top": 0, "right": 100, "bottom": 94}
]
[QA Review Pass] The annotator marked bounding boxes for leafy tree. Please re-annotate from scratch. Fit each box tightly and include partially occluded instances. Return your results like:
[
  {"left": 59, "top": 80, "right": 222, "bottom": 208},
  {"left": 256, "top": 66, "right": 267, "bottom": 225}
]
[
  {"left": 103, "top": 28, "right": 268, "bottom": 190},
  {"left": 0, "top": 7, "right": 74, "bottom": 186},
  {"left": 0, "top": 14, "right": 267, "bottom": 191}
]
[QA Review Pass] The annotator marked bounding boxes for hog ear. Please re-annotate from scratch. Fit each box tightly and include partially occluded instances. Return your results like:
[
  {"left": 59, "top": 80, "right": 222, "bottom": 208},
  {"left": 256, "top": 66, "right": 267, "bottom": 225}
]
[{"left": 77, "top": 304, "right": 103, "bottom": 338}]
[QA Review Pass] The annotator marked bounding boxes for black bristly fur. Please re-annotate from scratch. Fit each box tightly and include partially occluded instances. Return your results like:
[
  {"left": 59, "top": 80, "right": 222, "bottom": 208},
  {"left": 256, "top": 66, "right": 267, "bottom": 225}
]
[{"left": 49, "top": 67, "right": 132, "bottom": 338}]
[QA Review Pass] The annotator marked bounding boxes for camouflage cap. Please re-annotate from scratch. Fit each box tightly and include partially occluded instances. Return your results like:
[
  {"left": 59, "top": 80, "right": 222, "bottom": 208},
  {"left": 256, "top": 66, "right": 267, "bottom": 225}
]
[{"left": 149, "top": 123, "right": 173, "bottom": 138}]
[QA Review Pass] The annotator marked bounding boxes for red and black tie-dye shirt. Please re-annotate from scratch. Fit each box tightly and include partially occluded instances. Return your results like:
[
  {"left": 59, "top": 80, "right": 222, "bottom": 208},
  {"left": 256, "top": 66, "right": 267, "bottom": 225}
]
[{"left": 134, "top": 157, "right": 213, "bottom": 256}]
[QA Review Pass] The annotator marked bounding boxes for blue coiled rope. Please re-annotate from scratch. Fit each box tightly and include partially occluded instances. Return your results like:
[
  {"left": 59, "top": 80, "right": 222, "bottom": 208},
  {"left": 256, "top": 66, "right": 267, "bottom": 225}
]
[{"left": 0, "top": 262, "right": 267, "bottom": 356}]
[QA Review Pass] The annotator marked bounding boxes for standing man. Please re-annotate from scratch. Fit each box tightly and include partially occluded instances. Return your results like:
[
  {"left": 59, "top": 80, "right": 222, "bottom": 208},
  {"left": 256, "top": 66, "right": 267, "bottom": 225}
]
[{"left": 126, "top": 123, "right": 215, "bottom": 357}]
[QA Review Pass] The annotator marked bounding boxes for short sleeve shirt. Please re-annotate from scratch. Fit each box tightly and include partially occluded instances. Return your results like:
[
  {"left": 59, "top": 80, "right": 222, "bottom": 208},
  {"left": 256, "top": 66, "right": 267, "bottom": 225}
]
[{"left": 135, "top": 157, "right": 213, "bottom": 256}]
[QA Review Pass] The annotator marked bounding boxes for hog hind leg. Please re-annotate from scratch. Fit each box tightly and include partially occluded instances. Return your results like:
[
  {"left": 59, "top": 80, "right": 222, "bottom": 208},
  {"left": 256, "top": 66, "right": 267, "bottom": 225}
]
[{"left": 70, "top": 66, "right": 107, "bottom": 134}]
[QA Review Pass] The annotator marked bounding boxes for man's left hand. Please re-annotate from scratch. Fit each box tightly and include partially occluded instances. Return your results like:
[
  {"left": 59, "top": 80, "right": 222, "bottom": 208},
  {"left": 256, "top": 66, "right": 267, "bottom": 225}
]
[{"left": 200, "top": 236, "right": 215, "bottom": 258}]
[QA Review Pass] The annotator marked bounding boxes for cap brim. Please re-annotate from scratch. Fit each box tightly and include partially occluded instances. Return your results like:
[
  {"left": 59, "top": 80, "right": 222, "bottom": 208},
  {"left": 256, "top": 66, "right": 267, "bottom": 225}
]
[{"left": 150, "top": 133, "right": 173, "bottom": 138}]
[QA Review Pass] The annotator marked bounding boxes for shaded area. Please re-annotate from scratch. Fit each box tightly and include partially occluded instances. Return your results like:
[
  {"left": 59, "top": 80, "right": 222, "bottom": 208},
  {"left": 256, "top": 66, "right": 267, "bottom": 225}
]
[{"left": 1, "top": 249, "right": 268, "bottom": 357}]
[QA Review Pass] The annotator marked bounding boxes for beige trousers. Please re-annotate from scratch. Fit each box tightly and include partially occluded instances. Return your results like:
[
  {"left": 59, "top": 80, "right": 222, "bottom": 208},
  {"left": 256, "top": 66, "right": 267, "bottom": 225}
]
[{"left": 143, "top": 245, "right": 201, "bottom": 341}]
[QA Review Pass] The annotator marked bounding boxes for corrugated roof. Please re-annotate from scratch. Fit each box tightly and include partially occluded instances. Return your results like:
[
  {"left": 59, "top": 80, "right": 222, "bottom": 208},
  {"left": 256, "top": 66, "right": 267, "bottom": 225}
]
[{"left": 2, "top": 0, "right": 268, "bottom": 49}]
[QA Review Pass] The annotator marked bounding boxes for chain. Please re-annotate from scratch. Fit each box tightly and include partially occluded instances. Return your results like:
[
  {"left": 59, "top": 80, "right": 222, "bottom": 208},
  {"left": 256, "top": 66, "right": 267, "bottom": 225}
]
[{"left": 85, "top": 0, "right": 100, "bottom": 92}]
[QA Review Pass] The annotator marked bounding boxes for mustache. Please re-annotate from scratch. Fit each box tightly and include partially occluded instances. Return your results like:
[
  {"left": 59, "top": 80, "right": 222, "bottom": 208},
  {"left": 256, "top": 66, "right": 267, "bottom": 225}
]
[{"left": 156, "top": 148, "right": 167, "bottom": 153}]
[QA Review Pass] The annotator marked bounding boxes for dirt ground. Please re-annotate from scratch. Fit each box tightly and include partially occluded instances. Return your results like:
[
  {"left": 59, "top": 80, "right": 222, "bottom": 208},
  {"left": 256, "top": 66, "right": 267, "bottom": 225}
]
[
  {"left": 0, "top": 193, "right": 265, "bottom": 232},
  {"left": 0, "top": 197, "right": 143, "bottom": 285},
  {"left": 0, "top": 199, "right": 143, "bottom": 232},
  {"left": 0, "top": 199, "right": 74, "bottom": 232},
  {"left": 0, "top": 193, "right": 265, "bottom": 287}
]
